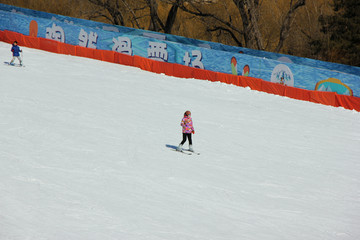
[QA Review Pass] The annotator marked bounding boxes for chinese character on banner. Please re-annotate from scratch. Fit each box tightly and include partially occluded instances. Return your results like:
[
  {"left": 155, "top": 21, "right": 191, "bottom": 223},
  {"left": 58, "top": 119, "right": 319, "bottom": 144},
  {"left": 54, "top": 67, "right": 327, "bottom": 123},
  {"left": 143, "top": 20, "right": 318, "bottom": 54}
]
[
  {"left": 183, "top": 50, "right": 204, "bottom": 69},
  {"left": 78, "top": 29, "right": 98, "bottom": 49},
  {"left": 148, "top": 42, "right": 168, "bottom": 62},
  {"left": 46, "top": 23, "right": 65, "bottom": 43},
  {"left": 112, "top": 37, "right": 133, "bottom": 55}
]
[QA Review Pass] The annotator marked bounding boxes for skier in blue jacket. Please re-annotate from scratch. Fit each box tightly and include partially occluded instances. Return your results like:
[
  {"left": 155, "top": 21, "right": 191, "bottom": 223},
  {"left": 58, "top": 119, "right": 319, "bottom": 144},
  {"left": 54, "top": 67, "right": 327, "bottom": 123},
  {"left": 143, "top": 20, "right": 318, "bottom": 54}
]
[{"left": 10, "top": 41, "right": 23, "bottom": 66}]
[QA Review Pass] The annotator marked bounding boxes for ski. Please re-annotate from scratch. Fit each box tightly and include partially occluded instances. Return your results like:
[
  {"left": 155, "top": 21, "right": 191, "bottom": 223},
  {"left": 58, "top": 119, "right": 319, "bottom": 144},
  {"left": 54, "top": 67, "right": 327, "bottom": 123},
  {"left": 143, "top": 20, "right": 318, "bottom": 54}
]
[
  {"left": 182, "top": 149, "right": 200, "bottom": 155},
  {"left": 4, "top": 62, "right": 25, "bottom": 67},
  {"left": 165, "top": 144, "right": 198, "bottom": 155},
  {"left": 171, "top": 149, "right": 192, "bottom": 155}
]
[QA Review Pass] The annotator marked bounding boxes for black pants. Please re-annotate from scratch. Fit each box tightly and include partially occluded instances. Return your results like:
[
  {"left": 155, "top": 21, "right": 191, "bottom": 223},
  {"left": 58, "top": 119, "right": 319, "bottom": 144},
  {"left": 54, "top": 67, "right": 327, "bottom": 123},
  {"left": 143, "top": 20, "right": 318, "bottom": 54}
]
[{"left": 180, "top": 133, "right": 192, "bottom": 145}]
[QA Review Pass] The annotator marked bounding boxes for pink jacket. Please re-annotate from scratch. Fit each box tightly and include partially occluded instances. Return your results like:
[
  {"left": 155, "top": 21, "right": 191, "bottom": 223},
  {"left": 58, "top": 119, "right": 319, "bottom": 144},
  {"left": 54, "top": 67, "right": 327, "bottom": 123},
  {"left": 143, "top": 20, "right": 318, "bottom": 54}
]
[{"left": 181, "top": 116, "right": 194, "bottom": 133}]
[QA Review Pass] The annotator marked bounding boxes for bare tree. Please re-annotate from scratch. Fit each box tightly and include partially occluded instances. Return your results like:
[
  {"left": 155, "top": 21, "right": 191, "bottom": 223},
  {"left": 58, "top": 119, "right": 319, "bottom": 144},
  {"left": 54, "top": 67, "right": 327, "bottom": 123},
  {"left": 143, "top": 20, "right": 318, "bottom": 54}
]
[
  {"left": 85, "top": 0, "right": 181, "bottom": 33},
  {"left": 87, "top": 0, "right": 127, "bottom": 26},
  {"left": 275, "top": 0, "right": 306, "bottom": 52},
  {"left": 179, "top": 0, "right": 306, "bottom": 52}
]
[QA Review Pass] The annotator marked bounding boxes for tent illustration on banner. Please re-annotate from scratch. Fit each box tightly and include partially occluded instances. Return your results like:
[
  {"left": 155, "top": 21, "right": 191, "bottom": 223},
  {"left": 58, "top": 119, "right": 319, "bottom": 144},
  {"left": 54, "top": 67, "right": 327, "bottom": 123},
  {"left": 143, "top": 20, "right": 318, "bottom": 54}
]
[{"left": 315, "top": 78, "right": 353, "bottom": 96}]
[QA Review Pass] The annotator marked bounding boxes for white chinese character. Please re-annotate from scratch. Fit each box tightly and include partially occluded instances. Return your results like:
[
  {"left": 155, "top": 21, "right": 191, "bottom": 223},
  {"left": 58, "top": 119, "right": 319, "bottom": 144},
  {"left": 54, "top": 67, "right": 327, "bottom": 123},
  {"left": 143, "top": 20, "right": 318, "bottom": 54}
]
[
  {"left": 78, "top": 29, "right": 98, "bottom": 49},
  {"left": 148, "top": 42, "right": 168, "bottom": 62},
  {"left": 183, "top": 50, "right": 204, "bottom": 69},
  {"left": 183, "top": 52, "right": 191, "bottom": 66},
  {"left": 112, "top": 37, "right": 133, "bottom": 55},
  {"left": 46, "top": 23, "right": 65, "bottom": 43},
  {"left": 191, "top": 50, "right": 204, "bottom": 69},
  {"left": 78, "top": 29, "right": 88, "bottom": 47},
  {"left": 88, "top": 32, "right": 98, "bottom": 49}
]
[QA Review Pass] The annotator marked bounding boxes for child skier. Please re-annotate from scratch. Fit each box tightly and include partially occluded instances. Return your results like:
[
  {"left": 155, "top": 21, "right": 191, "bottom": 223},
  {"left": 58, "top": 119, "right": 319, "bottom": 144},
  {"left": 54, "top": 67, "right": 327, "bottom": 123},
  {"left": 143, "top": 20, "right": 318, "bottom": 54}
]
[
  {"left": 177, "top": 110, "right": 195, "bottom": 152},
  {"left": 10, "top": 41, "right": 23, "bottom": 66}
]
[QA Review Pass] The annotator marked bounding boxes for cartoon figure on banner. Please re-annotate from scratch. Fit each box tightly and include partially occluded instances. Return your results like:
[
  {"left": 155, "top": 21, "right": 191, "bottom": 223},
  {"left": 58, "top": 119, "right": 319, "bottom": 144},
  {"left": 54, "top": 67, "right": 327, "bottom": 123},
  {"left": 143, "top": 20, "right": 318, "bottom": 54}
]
[
  {"left": 78, "top": 29, "right": 98, "bottom": 49},
  {"left": 112, "top": 37, "right": 133, "bottom": 55},
  {"left": 270, "top": 64, "right": 294, "bottom": 87},
  {"left": 242, "top": 64, "right": 250, "bottom": 76},
  {"left": 315, "top": 78, "right": 353, "bottom": 96},
  {"left": 279, "top": 77, "right": 285, "bottom": 85},
  {"left": 148, "top": 41, "right": 168, "bottom": 62},
  {"left": 29, "top": 20, "right": 38, "bottom": 37},
  {"left": 46, "top": 23, "right": 65, "bottom": 43},
  {"left": 231, "top": 57, "right": 237, "bottom": 75}
]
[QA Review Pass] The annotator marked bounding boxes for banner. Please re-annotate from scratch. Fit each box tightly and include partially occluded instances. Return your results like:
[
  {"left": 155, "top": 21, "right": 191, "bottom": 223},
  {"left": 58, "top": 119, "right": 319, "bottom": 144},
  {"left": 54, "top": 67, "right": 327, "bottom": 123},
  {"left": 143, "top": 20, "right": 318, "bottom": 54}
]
[{"left": 1, "top": 3, "right": 360, "bottom": 99}]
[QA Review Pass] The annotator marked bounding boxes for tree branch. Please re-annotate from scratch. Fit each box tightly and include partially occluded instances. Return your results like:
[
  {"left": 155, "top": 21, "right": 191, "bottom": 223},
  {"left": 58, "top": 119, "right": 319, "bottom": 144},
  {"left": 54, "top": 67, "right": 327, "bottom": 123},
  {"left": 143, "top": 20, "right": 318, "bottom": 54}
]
[{"left": 275, "top": 0, "right": 306, "bottom": 52}]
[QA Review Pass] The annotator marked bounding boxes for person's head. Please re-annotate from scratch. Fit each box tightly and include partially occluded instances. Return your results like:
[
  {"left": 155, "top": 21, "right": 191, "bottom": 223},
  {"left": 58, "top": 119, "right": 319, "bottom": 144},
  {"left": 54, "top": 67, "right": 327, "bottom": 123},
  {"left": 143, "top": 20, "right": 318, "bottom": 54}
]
[
  {"left": 13, "top": 41, "right": 18, "bottom": 45},
  {"left": 184, "top": 110, "right": 191, "bottom": 117}
]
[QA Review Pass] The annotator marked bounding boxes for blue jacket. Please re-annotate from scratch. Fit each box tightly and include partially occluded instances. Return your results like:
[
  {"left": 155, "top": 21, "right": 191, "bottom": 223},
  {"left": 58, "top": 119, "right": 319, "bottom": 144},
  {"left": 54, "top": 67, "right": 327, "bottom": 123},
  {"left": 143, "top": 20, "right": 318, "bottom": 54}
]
[{"left": 11, "top": 45, "right": 21, "bottom": 57}]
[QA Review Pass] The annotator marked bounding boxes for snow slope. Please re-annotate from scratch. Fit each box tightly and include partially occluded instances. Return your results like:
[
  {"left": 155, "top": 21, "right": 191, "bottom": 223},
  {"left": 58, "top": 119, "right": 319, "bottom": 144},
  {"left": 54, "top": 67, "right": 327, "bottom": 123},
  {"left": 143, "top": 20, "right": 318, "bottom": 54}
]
[{"left": 1, "top": 41, "right": 360, "bottom": 240}]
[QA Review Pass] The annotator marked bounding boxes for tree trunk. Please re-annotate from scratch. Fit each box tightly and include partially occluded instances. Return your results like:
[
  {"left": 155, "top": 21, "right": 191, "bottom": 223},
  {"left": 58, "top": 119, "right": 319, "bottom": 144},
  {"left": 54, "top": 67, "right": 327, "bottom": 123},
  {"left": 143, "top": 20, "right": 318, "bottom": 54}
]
[
  {"left": 164, "top": 0, "right": 181, "bottom": 33},
  {"left": 275, "top": 0, "right": 306, "bottom": 53},
  {"left": 233, "top": 0, "right": 263, "bottom": 50}
]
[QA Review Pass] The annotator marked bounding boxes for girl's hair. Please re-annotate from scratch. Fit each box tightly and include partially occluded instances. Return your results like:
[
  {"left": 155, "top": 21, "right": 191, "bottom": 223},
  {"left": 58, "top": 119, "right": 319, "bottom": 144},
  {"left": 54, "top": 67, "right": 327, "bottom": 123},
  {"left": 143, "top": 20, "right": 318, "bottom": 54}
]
[{"left": 184, "top": 111, "right": 191, "bottom": 116}]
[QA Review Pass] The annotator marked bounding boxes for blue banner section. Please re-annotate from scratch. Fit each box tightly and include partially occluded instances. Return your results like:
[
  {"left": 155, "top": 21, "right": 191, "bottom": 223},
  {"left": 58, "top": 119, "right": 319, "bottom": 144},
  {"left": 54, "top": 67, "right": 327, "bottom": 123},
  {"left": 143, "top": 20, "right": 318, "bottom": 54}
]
[{"left": 1, "top": 3, "right": 360, "bottom": 97}]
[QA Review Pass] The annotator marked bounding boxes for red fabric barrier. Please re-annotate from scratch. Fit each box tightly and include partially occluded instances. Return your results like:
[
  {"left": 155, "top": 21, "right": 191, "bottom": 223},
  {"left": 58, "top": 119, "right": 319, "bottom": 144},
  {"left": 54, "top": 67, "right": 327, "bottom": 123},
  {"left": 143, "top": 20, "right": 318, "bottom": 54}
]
[
  {"left": 102, "top": 50, "right": 115, "bottom": 63},
  {"left": 284, "top": 86, "right": 311, "bottom": 102},
  {"left": 39, "top": 38, "right": 60, "bottom": 53},
  {"left": 1, "top": 30, "right": 359, "bottom": 112},
  {"left": 217, "top": 73, "right": 239, "bottom": 86},
  {"left": 115, "top": 52, "right": 133, "bottom": 66},
  {"left": 133, "top": 55, "right": 153, "bottom": 72},
  {"left": 3, "top": 30, "right": 24, "bottom": 45},
  {"left": 262, "top": 81, "right": 286, "bottom": 96},
  {"left": 240, "top": 77, "right": 262, "bottom": 91},
  {"left": 310, "top": 91, "right": 337, "bottom": 106},
  {"left": 93, "top": 49, "right": 104, "bottom": 61},
  {"left": 193, "top": 68, "right": 218, "bottom": 82},
  {"left": 152, "top": 60, "right": 166, "bottom": 74},
  {"left": 172, "top": 64, "right": 194, "bottom": 78},
  {"left": 335, "top": 95, "right": 360, "bottom": 111},
  {"left": 59, "top": 43, "right": 76, "bottom": 55},
  {"left": 75, "top": 46, "right": 95, "bottom": 58},
  {"left": 22, "top": 36, "right": 40, "bottom": 49},
  {"left": 0, "top": 31, "right": 4, "bottom": 41},
  {"left": 161, "top": 61, "right": 175, "bottom": 76}
]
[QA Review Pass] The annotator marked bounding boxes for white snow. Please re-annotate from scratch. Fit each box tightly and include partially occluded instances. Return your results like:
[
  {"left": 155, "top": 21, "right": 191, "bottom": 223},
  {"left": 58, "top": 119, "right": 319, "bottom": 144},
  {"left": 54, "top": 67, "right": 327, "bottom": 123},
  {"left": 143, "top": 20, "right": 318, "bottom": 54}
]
[{"left": 1, "top": 41, "right": 360, "bottom": 240}]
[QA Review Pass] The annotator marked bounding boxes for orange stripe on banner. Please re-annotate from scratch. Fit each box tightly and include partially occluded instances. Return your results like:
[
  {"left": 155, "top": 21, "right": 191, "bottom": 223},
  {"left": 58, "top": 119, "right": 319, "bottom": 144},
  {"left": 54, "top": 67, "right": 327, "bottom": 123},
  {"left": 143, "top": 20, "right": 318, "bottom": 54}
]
[{"left": 1, "top": 30, "right": 359, "bottom": 112}]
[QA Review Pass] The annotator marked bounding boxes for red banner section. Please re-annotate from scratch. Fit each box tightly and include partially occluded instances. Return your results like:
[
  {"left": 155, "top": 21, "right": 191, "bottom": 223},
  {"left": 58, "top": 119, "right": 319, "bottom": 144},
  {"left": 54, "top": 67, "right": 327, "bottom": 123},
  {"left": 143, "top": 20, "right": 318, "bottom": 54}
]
[{"left": 1, "top": 30, "right": 360, "bottom": 111}]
